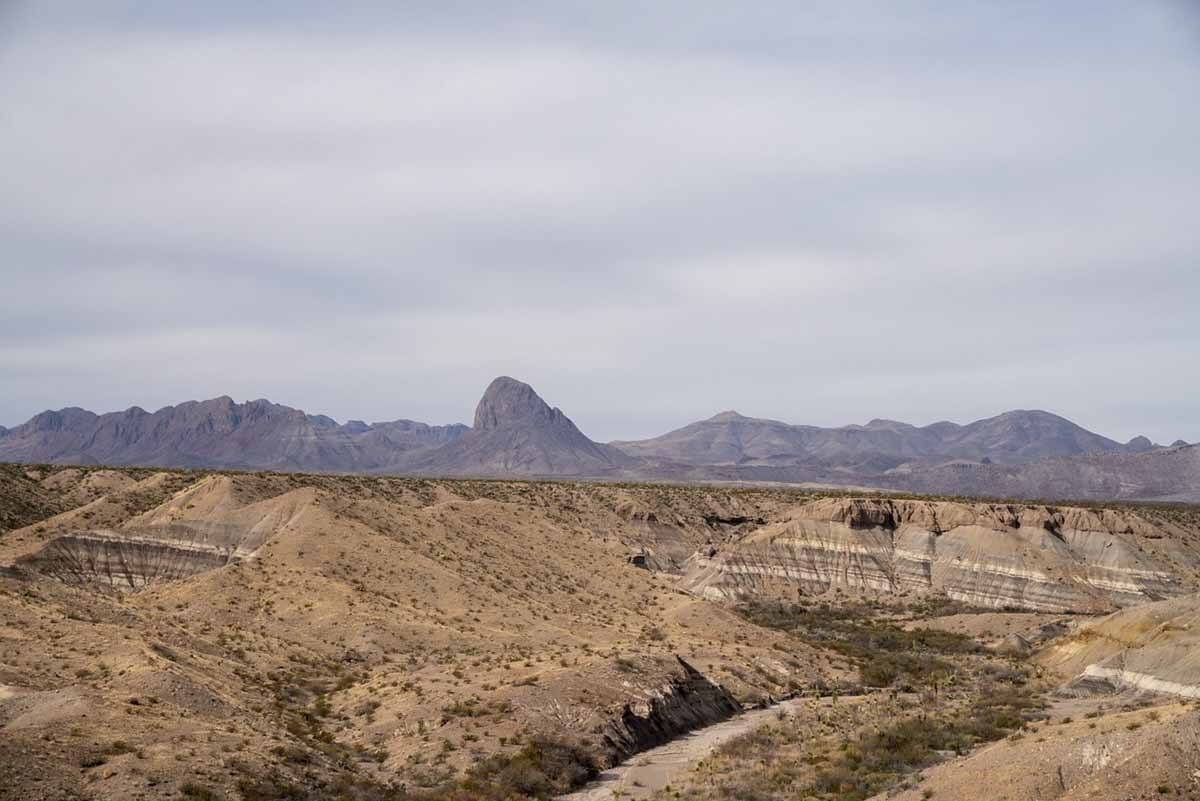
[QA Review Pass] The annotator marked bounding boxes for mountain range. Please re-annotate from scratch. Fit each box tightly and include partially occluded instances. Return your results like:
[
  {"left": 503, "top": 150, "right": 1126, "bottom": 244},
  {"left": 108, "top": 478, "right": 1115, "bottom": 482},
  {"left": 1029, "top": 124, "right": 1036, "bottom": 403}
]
[{"left": 0, "top": 376, "right": 1194, "bottom": 501}]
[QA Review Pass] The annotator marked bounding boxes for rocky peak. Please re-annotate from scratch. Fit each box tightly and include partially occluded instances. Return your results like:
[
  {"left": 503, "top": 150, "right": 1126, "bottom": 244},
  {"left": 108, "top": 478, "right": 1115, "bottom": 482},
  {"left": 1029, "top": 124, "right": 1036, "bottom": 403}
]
[
  {"left": 473, "top": 377, "right": 560, "bottom": 430},
  {"left": 706, "top": 411, "right": 747, "bottom": 423},
  {"left": 29, "top": 408, "right": 97, "bottom": 432},
  {"left": 1125, "top": 435, "right": 1155, "bottom": 452}
]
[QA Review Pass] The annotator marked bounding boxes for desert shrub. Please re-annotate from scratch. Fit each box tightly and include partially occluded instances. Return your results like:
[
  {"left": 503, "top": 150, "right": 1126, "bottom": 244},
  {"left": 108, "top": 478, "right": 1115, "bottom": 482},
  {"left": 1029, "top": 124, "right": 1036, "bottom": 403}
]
[
  {"left": 419, "top": 736, "right": 598, "bottom": 801},
  {"left": 179, "top": 783, "right": 221, "bottom": 800},
  {"left": 740, "top": 600, "right": 976, "bottom": 688},
  {"left": 809, "top": 685, "right": 1044, "bottom": 800}
]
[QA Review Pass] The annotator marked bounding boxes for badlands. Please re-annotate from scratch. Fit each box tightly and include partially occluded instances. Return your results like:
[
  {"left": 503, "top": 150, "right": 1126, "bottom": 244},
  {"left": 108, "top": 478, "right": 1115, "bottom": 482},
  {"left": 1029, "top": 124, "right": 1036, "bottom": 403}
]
[{"left": 2, "top": 462, "right": 1200, "bottom": 800}]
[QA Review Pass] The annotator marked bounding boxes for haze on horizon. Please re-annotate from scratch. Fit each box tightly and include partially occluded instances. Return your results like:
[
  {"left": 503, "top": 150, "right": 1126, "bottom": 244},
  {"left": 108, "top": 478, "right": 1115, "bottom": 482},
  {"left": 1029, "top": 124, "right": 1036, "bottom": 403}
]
[{"left": 2, "top": 1, "right": 1198, "bottom": 444}]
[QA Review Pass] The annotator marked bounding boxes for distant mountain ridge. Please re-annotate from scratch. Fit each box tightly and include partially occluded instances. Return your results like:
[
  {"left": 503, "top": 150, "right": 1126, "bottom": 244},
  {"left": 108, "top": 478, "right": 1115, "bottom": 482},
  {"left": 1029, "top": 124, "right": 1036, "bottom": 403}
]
[
  {"left": 0, "top": 396, "right": 467, "bottom": 472},
  {"left": 610, "top": 408, "right": 1159, "bottom": 471},
  {"left": 0, "top": 377, "right": 1193, "bottom": 501}
]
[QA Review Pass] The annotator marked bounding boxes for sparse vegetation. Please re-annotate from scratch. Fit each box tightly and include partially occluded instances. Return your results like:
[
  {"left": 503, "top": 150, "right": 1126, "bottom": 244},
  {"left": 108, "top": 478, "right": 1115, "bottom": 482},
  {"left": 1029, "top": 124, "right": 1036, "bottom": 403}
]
[
  {"left": 740, "top": 600, "right": 978, "bottom": 689},
  {"left": 1, "top": 465, "right": 1194, "bottom": 801},
  {"left": 659, "top": 677, "right": 1044, "bottom": 801}
]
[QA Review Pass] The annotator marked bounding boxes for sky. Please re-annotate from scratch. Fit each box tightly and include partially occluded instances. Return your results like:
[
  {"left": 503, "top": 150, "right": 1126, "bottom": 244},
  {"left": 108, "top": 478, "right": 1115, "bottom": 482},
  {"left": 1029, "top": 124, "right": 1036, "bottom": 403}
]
[{"left": 1, "top": 1, "right": 1198, "bottom": 444}]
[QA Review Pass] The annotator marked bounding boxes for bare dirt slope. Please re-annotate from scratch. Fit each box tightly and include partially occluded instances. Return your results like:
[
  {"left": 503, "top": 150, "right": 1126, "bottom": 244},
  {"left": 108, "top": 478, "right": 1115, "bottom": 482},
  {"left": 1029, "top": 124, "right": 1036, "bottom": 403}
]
[
  {"left": 883, "top": 698, "right": 1200, "bottom": 801},
  {"left": 1037, "top": 592, "right": 1200, "bottom": 697},
  {"left": 0, "top": 468, "right": 843, "bottom": 801}
]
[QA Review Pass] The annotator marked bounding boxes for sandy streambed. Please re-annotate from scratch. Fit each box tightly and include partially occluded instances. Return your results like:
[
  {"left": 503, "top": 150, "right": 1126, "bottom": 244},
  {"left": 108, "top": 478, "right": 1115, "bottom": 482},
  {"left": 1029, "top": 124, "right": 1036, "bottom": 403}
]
[{"left": 562, "top": 694, "right": 862, "bottom": 800}]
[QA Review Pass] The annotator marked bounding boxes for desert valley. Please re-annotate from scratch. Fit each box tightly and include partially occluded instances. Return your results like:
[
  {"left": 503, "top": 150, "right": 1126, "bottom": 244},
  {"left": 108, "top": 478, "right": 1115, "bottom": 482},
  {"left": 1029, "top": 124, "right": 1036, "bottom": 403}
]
[
  {"left": 3, "top": 379, "right": 1200, "bottom": 800},
  {"left": 4, "top": 3, "right": 1198, "bottom": 798}
]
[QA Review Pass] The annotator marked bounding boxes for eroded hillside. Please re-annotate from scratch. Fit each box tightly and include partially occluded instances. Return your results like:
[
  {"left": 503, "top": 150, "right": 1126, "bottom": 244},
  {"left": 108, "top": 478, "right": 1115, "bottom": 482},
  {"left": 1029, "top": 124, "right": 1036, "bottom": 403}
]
[
  {"left": 0, "top": 467, "right": 842, "bottom": 801},
  {"left": 2, "top": 466, "right": 1199, "bottom": 800},
  {"left": 680, "top": 497, "right": 1200, "bottom": 613}
]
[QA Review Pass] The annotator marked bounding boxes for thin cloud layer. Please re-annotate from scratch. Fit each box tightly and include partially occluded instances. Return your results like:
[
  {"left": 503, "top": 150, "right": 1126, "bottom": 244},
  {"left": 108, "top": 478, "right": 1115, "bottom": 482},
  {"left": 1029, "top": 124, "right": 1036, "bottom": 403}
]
[{"left": 1, "top": 1, "right": 1198, "bottom": 443}]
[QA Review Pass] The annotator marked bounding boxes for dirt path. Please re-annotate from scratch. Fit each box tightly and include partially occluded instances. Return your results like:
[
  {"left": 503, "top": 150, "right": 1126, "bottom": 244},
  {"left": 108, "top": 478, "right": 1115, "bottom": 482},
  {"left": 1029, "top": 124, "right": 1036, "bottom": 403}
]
[{"left": 561, "top": 695, "right": 865, "bottom": 800}]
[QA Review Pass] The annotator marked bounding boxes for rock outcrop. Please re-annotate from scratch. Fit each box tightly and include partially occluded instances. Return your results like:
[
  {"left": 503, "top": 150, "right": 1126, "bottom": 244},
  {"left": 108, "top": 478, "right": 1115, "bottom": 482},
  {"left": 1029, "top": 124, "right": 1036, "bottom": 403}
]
[
  {"left": 599, "top": 657, "right": 741, "bottom": 764},
  {"left": 679, "top": 498, "right": 1197, "bottom": 612}
]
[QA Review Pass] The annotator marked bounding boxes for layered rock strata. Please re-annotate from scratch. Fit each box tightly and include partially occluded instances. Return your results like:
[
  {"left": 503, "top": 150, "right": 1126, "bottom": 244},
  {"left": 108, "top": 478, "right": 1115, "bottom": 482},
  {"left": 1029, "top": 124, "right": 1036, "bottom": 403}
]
[
  {"left": 14, "top": 526, "right": 245, "bottom": 590},
  {"left": 600, "top": 657, "right": 741, "bottom": 763},
  {"left": 679, "top": 498, "right": 1192, "bottom": 612}
]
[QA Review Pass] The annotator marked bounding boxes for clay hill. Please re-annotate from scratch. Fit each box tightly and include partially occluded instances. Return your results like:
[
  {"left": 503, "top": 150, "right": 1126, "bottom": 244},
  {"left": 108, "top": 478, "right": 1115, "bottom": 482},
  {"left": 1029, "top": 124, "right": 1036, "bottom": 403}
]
[
  {"left": 678, "top": 497, "right": 1200, "bottom": 613},
  {"left": 1, "top": 377, "right": 1196, "bottom": 501},
  {"left": 1037, "top": 592, "right": 1200, "bottom": 697}
]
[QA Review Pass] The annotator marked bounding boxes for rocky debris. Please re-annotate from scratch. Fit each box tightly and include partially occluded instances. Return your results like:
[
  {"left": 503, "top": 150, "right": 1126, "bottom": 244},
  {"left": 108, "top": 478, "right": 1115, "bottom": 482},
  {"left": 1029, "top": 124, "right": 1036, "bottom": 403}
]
[{"left": 887, "top": 702, "right": 1200, "bottom": 801}]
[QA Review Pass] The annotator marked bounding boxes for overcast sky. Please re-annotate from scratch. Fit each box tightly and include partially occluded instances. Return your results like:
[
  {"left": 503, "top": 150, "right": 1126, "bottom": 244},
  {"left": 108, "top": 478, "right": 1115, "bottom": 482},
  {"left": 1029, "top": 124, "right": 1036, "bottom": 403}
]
[{"left": 2, "top": 1, "right": 1198, "bottom": 443}]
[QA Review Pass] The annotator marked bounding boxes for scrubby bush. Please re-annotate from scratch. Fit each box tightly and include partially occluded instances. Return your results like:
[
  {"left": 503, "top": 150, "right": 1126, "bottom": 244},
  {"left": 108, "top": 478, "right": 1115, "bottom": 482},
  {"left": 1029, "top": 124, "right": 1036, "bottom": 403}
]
[
  {"left": 739, "top": 600, "right": 976, "bottom": 688},
  {"left": 420, "top": 737, "right": 599, "bottom": 801}
]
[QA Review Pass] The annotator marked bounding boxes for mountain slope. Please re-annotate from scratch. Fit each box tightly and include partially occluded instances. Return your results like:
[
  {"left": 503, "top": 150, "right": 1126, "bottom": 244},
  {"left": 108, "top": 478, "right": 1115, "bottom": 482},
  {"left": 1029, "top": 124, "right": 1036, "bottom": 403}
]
[
  {"left": 410, "top": 376, "right": 637, "bottom": 476},
  {"left": 1, "top": 382, "right": 1191, "bottom": 501},
  {"left": 0, "top": 397, "right": 466, "bottom": 471},
  {"left": 883, "top": 442, "right": 1200, "bottom": 502},
  {"left": 612, "top": 409, "right": 1146, "bottom": 468}
]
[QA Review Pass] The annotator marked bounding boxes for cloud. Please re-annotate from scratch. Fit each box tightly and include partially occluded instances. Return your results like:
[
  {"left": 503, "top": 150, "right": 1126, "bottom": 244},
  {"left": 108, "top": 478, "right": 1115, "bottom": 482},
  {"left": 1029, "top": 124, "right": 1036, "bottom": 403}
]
[{"left": 0, "top": 1, "right": 1197, "bottom": 443}]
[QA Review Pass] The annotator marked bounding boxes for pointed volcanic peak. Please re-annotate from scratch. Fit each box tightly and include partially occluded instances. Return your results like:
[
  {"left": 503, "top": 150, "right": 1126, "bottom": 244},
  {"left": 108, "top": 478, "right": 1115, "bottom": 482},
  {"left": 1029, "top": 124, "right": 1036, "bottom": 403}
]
[
  {"left": 473, "top": 376, "right": 563, "bottom": 430},
  {"left": 412, "top": 377, "right": 637, "bottom": 477}
]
